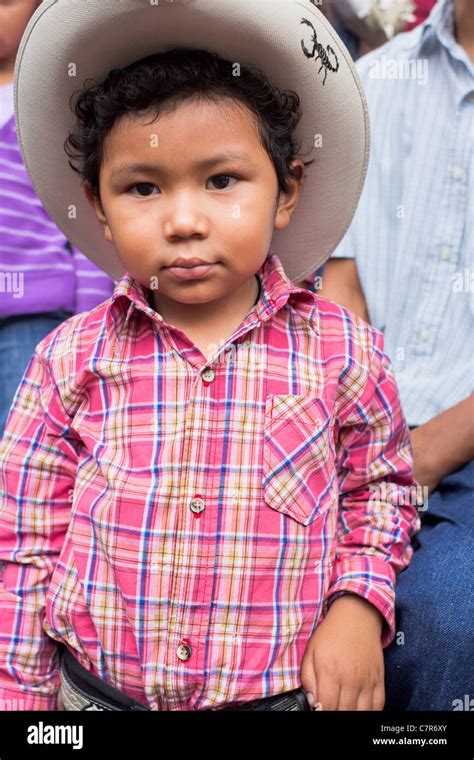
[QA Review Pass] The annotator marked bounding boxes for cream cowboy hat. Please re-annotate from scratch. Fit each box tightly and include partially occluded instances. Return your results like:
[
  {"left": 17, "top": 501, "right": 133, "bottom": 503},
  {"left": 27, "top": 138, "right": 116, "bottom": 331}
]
[{"left": 13, "top": 0, "right": 369, "bottom": 284}]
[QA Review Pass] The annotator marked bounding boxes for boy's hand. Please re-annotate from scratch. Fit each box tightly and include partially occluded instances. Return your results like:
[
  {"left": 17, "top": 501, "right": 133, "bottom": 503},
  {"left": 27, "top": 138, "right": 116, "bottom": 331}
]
[{"left": 300, "top": 594, "right": 385, "bottom": 710}]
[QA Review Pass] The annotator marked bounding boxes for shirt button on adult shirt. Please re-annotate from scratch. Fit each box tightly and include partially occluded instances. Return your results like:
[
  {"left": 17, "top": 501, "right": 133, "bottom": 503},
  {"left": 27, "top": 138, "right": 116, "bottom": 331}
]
[
  {"left": 201, "top": 368, "right": 215, "bottom": 383},
  {"left": 440, "top": 247, "right": 452, "bottom": 261},
  {"left": 177, "top": 643, "right": 192, "bottom": 661},
  {"left": 189, "top": 496, "right": 205, "bottom": 514},
  {"left": 419, "top": 329, "right": 431, "bottom": 342},
  {"left": 452, "top": 166, "right": 464, "bottom": 181}
]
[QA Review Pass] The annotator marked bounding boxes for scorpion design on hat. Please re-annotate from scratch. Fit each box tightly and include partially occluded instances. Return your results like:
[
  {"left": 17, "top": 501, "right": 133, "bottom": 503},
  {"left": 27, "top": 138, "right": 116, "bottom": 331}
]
[{"left": 300, "top": 17, "right": 340, "bottom": 85}]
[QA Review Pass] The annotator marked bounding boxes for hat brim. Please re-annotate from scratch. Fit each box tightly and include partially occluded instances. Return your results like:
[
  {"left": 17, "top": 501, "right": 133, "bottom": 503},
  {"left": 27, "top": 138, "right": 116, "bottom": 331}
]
[{"left": 14, "top": 0, "right": 369, "bottom": 283}]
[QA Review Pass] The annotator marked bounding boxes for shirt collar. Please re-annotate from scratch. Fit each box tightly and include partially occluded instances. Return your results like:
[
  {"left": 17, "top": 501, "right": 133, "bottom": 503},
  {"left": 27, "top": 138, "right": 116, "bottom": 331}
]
[
  {"left": 417, "top": 0, "right": 474, "bottom": 73},
  {"left": 106, "top": 250, "right": 319, "bottom": 342}
]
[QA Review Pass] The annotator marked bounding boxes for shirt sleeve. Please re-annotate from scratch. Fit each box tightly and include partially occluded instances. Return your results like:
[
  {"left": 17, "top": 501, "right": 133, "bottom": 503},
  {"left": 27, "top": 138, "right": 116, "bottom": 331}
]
[
  {"left": 323, "top": 326, "right": 422, "bottom": 648},
  {"left": 69, "top": 243, "right": 115, "bottom": 315},
  {"left": 0, "top": 344, "right": 80, "bottom": 710}
]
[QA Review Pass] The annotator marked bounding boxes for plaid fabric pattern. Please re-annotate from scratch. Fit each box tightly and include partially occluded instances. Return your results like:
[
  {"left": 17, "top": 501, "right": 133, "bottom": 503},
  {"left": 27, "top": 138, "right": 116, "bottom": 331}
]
[{"left": 0, "top": 251, "right": 420, "bottom": 710}]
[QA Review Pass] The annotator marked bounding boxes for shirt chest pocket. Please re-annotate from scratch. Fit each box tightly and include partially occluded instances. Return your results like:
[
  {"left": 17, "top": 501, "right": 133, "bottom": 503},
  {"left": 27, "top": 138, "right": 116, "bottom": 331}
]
[{"left": 262, "top": 395, "right": 338, "bottom": 526}]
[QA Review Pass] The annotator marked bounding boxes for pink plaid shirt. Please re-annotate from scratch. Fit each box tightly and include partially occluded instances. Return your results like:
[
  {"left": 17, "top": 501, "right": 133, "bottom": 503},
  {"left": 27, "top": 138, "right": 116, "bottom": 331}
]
[{"left": 0, "top": 251, "right": 420, "bottom": 711}]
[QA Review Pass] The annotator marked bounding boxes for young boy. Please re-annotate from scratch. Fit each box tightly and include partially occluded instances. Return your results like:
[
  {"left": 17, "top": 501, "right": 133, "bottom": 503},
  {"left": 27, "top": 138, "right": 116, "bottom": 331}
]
[{"left": 0, "top": 0, "right": 421, "bottom": 712}]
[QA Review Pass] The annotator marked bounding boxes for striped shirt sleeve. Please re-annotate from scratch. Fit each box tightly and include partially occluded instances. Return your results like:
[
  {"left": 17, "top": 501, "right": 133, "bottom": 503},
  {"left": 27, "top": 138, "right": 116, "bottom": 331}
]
[
  {"left": 0, "top": 342, "right": 80, "bottom": 710},
  {"left": 324, "top": 325, "right": 421, "bottom": 647}
]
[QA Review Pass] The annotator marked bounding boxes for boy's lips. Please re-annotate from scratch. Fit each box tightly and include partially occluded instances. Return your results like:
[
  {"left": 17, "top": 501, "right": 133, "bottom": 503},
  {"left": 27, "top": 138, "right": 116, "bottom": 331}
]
[
  {"left": 165, "top": 261, "right": 218, "bottom": 280},
  {"left": 166, "top": 256, "right": 212, "bottom": 268}
]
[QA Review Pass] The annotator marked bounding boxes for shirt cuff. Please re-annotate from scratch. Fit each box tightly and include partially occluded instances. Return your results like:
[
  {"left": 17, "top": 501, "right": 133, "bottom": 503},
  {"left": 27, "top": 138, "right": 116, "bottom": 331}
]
[{"left": 324, "top": 555, "right": 396, "bottom": 648}]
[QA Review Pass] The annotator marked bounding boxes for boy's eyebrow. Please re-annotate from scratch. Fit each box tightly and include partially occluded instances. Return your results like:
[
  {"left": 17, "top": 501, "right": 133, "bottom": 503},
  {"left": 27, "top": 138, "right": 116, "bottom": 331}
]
[{"left": 109, "top": 153, "right": 252, "bottom": 180}]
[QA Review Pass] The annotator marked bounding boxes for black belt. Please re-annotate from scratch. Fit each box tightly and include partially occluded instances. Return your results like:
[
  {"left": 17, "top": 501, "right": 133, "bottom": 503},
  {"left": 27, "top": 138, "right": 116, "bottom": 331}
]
[{"left": 58, "top": 645, "right": 311, "bottom": 711}]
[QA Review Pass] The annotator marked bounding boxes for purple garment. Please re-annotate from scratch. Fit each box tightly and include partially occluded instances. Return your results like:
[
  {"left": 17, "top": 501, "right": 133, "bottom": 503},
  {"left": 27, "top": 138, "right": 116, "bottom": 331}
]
[{"left": 0, "top": 112, "right": 114, "bottom": 318}]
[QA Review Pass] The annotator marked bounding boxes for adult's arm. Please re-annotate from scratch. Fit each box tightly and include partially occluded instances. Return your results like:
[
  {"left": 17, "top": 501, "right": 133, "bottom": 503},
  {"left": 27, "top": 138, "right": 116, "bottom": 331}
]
[{"left": 411, "top": 394, "right": 474, "bottom": 494}]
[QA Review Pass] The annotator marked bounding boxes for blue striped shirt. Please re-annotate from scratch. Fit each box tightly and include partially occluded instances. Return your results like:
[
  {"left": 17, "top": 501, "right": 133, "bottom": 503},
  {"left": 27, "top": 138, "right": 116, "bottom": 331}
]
[{"left": 323, "top": 0, "right": 474, "bottom": 426}]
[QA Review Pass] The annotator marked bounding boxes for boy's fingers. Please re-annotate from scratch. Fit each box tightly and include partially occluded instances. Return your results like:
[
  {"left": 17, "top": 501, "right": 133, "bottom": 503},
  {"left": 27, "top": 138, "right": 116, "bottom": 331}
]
[
  {"left": 314, "top": 670, "right": 340, "bottom": 711},
  {"left": 354, "top": 688, "right": 374, "bottom": 711},
  {"left": 299, "top": 652, "right": 318, "bottom": 708},
  {"left": 372, "top": 684, "right": 385, "bottom": 711},
  {"left": 337, "top": 685, "right": 361, "bottom": 711}
]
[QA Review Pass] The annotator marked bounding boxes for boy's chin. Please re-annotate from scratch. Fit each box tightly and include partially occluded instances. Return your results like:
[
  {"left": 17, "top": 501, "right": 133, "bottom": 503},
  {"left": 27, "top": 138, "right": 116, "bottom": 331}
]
[{"left": 150, "top": 285, "right": 227, "bottom": 307}]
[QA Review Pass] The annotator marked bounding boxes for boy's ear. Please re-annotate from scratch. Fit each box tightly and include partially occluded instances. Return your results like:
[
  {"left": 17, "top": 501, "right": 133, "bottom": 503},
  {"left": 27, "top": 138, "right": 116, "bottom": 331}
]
[
  {"left": 83, "top": 181, "right": 113, "bottom": 244},
  {"left": 273, "top": 160, "right": 305, "bottom": 231}
]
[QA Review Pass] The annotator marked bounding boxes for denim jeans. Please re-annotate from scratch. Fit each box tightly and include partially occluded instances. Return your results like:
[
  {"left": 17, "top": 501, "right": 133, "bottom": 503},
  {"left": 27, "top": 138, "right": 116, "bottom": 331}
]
[
  {"left": 0, "top": 311, "right": 72, "bottom": 440},
  {"left": 383, "top": 455, "right": 474, "bottom": 710}
]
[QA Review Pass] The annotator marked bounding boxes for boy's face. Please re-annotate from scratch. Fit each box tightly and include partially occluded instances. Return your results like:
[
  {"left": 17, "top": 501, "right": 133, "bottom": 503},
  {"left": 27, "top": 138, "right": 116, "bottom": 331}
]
[{"left": 84, "top": 96, "right": 304, "bottom": 314}]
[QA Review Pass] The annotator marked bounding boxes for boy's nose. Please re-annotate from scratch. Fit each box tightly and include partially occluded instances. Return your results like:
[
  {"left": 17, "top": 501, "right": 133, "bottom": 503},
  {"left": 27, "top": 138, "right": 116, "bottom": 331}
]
[{"left": 162, "top": 205, "right": 210, "bottom": 240}]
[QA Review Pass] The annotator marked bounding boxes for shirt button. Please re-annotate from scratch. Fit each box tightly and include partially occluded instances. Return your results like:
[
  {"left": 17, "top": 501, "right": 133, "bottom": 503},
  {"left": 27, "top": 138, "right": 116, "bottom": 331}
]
[
  {"left": 177, "top": 643, "right": 192, "bottom": 661},
  {"left": 189, "top": 496, "right": 205, "bottom": 514},
  {"left": 452, "top": 166, "right": 464, "bottom": 180},
  {"left": 419, "top": 329, "right": 430, "bottom": 342},
  {"left": 440, "top": 247, "right": 452, "bottom": 261},
  {"left": 201, "top": 368, "right": 215, "bottom": 383}
]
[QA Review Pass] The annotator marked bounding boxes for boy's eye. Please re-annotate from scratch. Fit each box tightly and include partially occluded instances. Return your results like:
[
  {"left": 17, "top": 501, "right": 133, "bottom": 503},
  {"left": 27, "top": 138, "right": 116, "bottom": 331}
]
[
  {"left": 126, "top": 174, "right": 238, "bottom": 196},
  {"left": 127, "top": 183, "right": 158, "bottom": 197},
  {"left": 207, "top": 174, "right": 238, "bottom": 190}
]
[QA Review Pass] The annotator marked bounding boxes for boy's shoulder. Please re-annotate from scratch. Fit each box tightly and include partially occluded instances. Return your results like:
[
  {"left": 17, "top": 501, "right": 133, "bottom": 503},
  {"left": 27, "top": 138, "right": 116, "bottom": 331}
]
[
  {"left": 33, "top": 296, "right": 113, "bottom": 367},
  {"left": 313, "top": 294, "right": 394, "bottom": 427},
  {"left": 313, "top": 292, "right": 385, "bottom": 358}
]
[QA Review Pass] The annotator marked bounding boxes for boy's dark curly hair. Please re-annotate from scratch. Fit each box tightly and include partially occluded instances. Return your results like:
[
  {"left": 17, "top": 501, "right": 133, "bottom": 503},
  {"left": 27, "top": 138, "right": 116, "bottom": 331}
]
[{"left": 64, "top": 48, "right": 314, "bottom": 200}]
